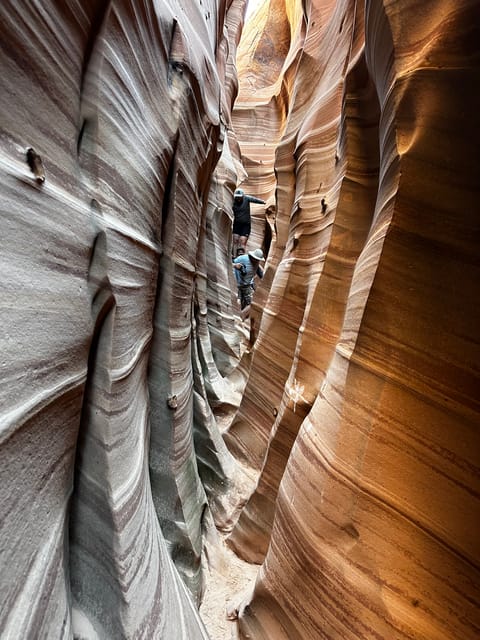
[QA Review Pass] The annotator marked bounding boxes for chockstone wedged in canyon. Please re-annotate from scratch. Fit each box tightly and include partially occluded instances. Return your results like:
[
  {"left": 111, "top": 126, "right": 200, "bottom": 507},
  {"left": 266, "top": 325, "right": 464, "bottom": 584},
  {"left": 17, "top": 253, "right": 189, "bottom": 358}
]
[{"left": 0, "top": 0, "right": 479, "bottom": 639}]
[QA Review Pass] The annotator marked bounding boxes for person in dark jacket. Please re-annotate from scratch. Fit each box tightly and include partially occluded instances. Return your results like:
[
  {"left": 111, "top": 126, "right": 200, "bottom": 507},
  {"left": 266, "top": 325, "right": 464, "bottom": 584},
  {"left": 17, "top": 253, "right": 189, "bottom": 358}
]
[{"left": 232, "top": 188, "right": 266, "bottom": 257}]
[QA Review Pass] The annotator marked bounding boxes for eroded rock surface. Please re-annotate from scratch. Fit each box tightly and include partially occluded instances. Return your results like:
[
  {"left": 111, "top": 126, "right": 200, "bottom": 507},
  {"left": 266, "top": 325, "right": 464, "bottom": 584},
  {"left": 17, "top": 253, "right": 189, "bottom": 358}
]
[
  {"left": 227, "top": 0, "right": 480, "bottom": 639},
  {"left": 0, "top": 0, "right": 248, "bottom": 637},
  {"left": 1, "top": 0, "right": 479, "bottom": 639}
]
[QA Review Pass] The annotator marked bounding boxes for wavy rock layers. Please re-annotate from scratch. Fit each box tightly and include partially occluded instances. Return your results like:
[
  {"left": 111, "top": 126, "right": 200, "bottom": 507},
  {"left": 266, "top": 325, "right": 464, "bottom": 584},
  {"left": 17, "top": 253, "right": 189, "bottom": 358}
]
[
  {"left": 228, "top": 0, "right": 382, "bottom": 564},
  {"left": 0, "top": 1, "right": 247, "bottom": 637},
  {"left": 224, "top": 0, "right": 304, "bottom": 472},
  {"left": 230, "top": 0, "right": 303, "bottom": 253},
  {"left": 229, "top": 0, "right": 480, "bottom": 638}
]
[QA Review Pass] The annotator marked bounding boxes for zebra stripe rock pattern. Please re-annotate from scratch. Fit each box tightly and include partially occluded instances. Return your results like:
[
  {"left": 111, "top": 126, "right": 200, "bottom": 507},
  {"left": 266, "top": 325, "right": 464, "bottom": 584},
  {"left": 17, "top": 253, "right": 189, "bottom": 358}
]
[
  {"left": 227, "top": 0, "right": 480, "bottom": 639},
  {"left": 0, "top": 0, "right": 248, "bottom": 637},
  {"left": 0, "top": 0, "right": 479, "bottom": 639}
]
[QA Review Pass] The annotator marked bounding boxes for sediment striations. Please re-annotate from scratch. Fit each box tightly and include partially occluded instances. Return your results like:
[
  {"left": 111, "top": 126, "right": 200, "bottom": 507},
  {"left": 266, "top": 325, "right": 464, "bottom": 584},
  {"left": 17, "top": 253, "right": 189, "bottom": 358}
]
[
  {"left": 1, "top": 0, "right": 479, "bottom": 639},
  {"left": 0, "top": 0, "right": 248, "bottom": 637},
  {"left": 227, "top": 0, "right": 480, "bottom": 639}
]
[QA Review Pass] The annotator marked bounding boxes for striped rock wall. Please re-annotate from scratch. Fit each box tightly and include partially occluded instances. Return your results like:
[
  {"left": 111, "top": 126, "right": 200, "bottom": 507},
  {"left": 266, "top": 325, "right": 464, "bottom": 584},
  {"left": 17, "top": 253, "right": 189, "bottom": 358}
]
[
  {"left": 0, "top": 0, "right": 248, "bottom": 637},
  {"left": 1, "top": 0, "right": 479, "bottom": 639},
  {"left": 228, "top": 0, "right": 480, "bottom": 638}
]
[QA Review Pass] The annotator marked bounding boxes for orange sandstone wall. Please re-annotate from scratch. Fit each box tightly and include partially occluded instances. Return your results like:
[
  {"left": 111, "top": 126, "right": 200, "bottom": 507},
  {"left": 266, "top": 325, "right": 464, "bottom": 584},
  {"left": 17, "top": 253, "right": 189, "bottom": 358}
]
[{"left": 229, "top": 0, "right": 480, "bottom": 638}]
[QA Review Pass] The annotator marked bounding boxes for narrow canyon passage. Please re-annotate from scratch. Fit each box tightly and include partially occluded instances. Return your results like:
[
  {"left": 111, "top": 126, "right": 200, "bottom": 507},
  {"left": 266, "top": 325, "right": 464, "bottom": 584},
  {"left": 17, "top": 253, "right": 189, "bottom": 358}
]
[{"left": 0, "top": 1, "right": 479, "bottom": 640}]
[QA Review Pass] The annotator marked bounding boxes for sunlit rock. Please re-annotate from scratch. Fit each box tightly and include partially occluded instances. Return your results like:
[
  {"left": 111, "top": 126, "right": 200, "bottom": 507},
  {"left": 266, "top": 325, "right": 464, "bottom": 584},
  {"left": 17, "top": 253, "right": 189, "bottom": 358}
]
[
  {"left": 1, "top": 0, "right": 479, "bottom": 638},
  {"left": 228, "top": 0, "right": 480, "bottom": 639}
]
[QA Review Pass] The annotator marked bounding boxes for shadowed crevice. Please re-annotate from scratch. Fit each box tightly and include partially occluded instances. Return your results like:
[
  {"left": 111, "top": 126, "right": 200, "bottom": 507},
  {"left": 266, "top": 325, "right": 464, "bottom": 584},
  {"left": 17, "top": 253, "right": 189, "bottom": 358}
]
[{"left": 69, "top": 227, "right": 119, "bottom": 637}]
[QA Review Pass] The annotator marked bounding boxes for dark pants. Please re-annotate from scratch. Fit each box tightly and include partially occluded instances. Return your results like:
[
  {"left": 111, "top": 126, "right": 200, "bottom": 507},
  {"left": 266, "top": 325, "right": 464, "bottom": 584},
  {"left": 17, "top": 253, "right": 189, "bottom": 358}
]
[{"left": 233, "top": 220, "right": 251, "bottom": 237}]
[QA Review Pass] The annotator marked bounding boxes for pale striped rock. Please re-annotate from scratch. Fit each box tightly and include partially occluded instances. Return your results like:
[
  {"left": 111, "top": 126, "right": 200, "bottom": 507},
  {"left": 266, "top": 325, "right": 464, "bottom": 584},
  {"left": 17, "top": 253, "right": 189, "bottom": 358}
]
[{"left": 0, "top": 0, "right": 247, "bottom": 637}]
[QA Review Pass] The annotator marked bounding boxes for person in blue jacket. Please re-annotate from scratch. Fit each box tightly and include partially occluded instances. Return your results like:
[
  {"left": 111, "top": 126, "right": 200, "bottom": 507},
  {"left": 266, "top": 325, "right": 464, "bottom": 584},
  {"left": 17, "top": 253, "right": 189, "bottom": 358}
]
[
  {"left": 233, "top": 247, "right": 246, "bottom": 303},
  {"left": 232, "top": 188, "right": 266, "bottom": 258},
  {"left": 233, "top": 247, "right": 265, "bottom": 320}
]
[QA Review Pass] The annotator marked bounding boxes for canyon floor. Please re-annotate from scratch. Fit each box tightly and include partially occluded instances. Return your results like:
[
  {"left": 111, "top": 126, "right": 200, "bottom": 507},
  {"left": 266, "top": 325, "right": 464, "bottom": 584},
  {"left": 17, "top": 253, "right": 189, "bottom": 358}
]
[
  {"left": 199, "top": 315, "right": 260, "bottom": 639},
  {"left": 200, "top": 535, "right": 259, "bottom": 640}
]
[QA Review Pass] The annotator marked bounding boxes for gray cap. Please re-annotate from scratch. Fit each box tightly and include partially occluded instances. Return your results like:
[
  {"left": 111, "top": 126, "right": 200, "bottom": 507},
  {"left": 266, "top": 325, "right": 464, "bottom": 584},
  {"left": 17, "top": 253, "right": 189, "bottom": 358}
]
[
  {"left": 248, "top": 248, "right": 265, "bottom": 261},
  {"left": 234, "top": 188, "right": 244, "bottom": 197}
]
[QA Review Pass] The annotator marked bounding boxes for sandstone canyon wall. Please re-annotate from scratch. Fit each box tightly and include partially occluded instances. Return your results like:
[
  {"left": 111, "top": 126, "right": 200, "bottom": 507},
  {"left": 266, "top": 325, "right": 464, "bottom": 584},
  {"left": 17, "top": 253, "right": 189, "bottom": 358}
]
[
  {"left": 0, "top": 0, "right": 479, "bottom": 639},
  {"left": 228, "top": 0, "right": 480, "bottom": 639},
  {"left": 0, "top": 1, "right": 248, "bottom": 637}
]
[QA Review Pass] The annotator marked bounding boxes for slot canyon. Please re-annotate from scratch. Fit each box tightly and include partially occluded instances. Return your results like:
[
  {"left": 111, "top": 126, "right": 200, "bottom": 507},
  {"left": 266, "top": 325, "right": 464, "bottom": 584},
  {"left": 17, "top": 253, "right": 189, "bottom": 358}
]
[{"left": 0, "top": 0, "right": 479, "bottom": 638}]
